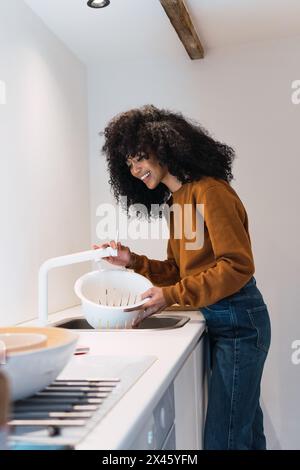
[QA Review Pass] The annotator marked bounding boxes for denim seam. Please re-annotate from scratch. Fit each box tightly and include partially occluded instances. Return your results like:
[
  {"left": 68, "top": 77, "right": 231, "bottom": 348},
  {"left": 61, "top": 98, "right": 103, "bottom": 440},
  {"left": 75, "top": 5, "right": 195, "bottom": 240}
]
[
  {"left": 231, "top": 295, "right": 262, "bottom": 301},
  {"left": 247, "top": 309, "right": 269, "bottom": 353},
  {"left": 228, "top": 304, "right": 240, "bottom": 450}
]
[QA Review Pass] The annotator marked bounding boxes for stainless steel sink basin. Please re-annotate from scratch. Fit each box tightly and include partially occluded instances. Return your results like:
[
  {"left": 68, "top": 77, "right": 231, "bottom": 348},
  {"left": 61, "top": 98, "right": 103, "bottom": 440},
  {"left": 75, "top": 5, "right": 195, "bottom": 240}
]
[{"left": 55, "top": 315, "right": 190, "bottom": 331}]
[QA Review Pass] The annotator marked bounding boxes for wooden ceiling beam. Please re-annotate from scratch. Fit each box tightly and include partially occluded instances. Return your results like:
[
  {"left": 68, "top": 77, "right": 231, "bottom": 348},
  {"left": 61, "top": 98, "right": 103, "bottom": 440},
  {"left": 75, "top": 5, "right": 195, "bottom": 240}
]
[{"left": 160, "top": 0, "right": 204, "bottom": 59}]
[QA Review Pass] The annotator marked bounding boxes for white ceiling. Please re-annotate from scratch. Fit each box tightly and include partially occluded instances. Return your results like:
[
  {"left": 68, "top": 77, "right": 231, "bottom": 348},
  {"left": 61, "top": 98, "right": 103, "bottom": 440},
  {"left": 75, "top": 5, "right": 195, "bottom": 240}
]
[{"left": 24, "top": 0, "right": 300, "bottom": 64}]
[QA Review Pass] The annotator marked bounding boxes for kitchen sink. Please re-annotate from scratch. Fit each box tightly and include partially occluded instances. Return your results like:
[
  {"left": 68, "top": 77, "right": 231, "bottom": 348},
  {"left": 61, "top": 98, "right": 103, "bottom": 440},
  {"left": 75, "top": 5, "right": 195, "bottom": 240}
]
[{"left": 56, "top": 315, "right": 190, "bottom": 331}]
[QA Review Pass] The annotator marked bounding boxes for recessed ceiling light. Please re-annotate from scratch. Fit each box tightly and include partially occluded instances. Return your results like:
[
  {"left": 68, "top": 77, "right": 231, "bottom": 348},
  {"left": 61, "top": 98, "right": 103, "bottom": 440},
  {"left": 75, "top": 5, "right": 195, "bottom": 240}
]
[{"left": 87, "top": 0, "right": 110, "bottom": 8}]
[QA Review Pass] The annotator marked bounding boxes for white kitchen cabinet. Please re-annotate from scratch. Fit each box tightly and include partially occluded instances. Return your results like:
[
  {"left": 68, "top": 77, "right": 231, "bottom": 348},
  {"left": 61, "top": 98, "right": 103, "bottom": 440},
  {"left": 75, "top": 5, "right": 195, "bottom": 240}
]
[
  {"left": 129, "top": 383, "right": 175, "bottom": 450},
  {"left": 128, "top": 414, "right": 156, "bottom": 450},
  {"left": 174, "top": 332, "right": 208, "bottom": 450},
  {"left": 129, "top": 331, "right": 207, "bottom": 450}
]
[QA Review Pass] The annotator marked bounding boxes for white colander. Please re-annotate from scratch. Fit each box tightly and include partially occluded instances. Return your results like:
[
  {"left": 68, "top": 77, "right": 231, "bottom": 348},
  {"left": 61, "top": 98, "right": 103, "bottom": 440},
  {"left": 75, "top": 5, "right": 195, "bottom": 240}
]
[{"left": 74, "top": 268, "right": 153, "bottom": 329}]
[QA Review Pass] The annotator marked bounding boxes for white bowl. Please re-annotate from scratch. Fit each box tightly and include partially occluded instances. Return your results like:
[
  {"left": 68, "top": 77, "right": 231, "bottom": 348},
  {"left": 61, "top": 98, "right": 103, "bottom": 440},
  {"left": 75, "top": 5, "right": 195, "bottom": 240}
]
[
  {"left": 0, "top": 327, "right": 78, "bottom": 401},
  {"left": 74, "top": 269, "right": 153, "bottom": 329},
  {"left": 0, "top": 333, "right": 47, "bottom": 353}
]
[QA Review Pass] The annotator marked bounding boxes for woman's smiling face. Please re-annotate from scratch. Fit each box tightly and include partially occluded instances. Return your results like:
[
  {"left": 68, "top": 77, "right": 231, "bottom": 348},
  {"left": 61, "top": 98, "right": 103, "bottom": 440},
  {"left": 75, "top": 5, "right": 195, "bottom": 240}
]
[{"left": 126, "top": 152, "right": 168, "bottom": 189}]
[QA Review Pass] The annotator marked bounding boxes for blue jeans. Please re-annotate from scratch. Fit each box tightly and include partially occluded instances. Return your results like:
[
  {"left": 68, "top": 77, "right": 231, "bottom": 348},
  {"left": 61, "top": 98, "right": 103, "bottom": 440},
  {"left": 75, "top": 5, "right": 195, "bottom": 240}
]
[{"left": 200, "top": 277, "right": 271, "bottom": 450}]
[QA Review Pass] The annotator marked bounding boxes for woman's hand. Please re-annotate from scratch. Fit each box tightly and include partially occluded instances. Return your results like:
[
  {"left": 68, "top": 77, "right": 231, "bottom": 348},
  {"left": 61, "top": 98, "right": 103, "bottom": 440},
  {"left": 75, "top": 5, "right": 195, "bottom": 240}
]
[
  {"left": 93, "top": 241, "right": 132, "bottom": 267},
  {"left": 125, "top": 286, "right": 168, "bottom": 327}
]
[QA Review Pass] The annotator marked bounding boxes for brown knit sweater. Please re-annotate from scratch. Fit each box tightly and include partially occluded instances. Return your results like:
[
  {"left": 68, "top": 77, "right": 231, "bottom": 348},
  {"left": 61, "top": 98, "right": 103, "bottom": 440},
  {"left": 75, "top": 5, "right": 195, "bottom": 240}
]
[{"left": 128, "top": 177, "right": 255, "bottom": 308}]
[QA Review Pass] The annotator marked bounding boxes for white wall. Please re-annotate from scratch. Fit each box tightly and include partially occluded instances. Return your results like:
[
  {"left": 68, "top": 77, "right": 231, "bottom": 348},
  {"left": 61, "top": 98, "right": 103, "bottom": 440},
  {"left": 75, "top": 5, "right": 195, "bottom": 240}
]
[
  {"left": 0, "top": 0, "right": 90, "bottom": 325},
  {"left": 88, "top": 36, "right": 300, "bottom": 449}
]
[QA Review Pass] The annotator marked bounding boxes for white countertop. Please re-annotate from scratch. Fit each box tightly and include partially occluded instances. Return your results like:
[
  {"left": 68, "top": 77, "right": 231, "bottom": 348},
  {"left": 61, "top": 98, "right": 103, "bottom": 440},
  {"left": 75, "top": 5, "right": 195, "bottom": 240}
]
[{"left": 20, "top": 306, "right": 206, "bottom": 449}]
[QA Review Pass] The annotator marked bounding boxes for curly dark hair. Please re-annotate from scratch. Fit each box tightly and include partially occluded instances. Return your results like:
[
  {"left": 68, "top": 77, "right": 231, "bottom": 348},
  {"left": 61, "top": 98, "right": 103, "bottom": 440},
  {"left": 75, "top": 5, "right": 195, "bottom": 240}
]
[{"left": 101, "top": 105, "right": 235, "bottom": 218}]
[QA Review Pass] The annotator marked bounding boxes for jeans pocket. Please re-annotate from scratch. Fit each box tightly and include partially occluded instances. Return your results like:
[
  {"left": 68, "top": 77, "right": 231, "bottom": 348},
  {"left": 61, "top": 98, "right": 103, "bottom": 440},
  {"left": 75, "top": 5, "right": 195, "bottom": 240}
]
[
  {"left": 247, "top": 304, "right": 271, "bottom": 353},
  {"left": 201, "top": 301, "right": 234, "bottom": 330},
  {"left": 204, "top": 298, "right": 231, "bottom": 313}
]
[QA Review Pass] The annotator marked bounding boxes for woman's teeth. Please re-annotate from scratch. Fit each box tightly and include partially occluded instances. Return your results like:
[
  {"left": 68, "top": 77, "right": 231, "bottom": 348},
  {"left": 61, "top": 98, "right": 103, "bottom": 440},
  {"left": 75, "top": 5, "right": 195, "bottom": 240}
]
[{"left": 141, "top": 171, "right": 151, "bottom": 181}]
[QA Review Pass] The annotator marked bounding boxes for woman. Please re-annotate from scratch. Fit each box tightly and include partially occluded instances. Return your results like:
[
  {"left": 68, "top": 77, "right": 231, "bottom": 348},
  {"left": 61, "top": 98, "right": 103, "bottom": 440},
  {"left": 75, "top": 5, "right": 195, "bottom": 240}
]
[{"left": 95, "top": 105, "right": 271, "bottom": 450}]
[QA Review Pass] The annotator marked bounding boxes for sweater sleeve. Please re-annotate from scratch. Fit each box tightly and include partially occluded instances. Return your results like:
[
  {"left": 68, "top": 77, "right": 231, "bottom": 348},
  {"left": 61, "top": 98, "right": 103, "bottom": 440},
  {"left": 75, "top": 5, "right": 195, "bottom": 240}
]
[
  {"left": 128, "top": 240, "right": 181, "bottom": 287},
  {"left": 161, "top": 185, "right": 255, "bottom": 307}
]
